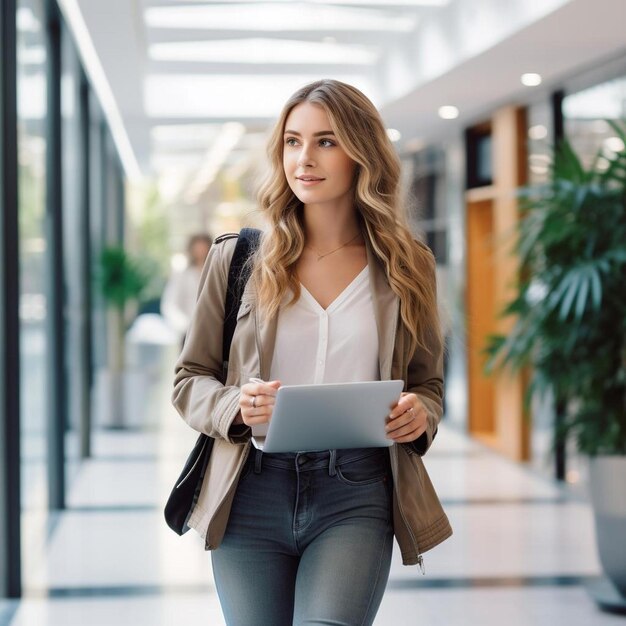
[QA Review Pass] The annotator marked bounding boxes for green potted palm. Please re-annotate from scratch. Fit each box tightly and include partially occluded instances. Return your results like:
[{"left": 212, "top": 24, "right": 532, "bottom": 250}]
[
  {"left": 485, "top": 121, "right": 626, "bottom": 614},
  {"left": 95, "top": 246, "right": 149, "bottom": 427}
]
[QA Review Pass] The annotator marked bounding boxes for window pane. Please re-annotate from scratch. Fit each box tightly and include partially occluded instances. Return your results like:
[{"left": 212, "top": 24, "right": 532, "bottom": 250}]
[{"left": 17, "top": 0, "right": 48, "bottom": 582}]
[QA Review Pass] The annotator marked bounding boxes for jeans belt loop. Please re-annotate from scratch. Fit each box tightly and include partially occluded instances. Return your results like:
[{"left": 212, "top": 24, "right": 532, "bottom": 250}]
[
  {"left": 328, "top": 449, "right": 337, "bottom": 476},
  {"left": 254, "top": 447, "right": 263, "bottom": 474}
]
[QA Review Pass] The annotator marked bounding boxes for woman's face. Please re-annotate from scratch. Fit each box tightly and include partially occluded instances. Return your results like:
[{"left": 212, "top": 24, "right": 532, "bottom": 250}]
[{"left": 282, "top": 102, "right": 357, "bottom": 210}]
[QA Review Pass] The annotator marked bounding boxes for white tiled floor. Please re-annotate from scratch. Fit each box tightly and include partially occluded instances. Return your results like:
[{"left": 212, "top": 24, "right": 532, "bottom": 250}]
[{"left": 3, "top": 353, "right": 625, "bottom": 625}]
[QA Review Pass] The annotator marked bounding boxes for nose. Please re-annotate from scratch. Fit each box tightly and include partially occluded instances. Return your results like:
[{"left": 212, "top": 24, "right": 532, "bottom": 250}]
[{"left": 297, "top": 144, "right": 315, "bottom": 168}]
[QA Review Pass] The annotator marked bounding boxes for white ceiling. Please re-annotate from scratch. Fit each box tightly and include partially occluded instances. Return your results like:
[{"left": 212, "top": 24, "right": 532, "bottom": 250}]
[{"left": 59, "top": 0, "right": 626, "bottom": 207}]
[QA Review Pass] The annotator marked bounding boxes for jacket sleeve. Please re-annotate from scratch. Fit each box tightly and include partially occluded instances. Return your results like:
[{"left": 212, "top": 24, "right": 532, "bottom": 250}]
[
  {"left": 171, "top": 238, "right": 248, "bottom": 443},
  {"left": 406, "top": 248, "right": 444, "bottom": 456}
]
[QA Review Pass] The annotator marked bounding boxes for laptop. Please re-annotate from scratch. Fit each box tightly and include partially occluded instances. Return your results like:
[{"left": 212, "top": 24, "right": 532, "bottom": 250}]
[{"left": 253, "top": 380, "right": 404, "bottom": 453}]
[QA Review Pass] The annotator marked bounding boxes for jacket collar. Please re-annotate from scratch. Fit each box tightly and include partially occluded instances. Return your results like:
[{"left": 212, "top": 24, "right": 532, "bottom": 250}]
[{"left": 252, "top": 233, "right": 400, "bottom": 380}]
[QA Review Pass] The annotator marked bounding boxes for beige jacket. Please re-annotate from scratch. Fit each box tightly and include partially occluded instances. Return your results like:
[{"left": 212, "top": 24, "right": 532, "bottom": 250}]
[{"left": 172, "top": 235, "right": 452, "bottom": 567}]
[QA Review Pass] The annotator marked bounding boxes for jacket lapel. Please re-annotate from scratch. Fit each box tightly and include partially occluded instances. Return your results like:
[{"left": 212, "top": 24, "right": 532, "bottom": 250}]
[
  {"left": 365, "top": 239, "right": 399, "bottom": 381},
  {"left": 246, "top": 279, "right": 278, "bottom": 380}
]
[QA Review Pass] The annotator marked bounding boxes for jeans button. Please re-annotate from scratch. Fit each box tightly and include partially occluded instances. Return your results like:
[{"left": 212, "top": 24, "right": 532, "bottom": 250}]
[{"left": 297, "top": 455, "right": 307, "bottom": 466}]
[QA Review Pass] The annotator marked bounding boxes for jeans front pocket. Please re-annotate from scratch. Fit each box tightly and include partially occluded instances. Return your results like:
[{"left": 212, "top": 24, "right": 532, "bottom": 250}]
[{"left": 335, "top": 452, "right": 390, "bottom": 487}]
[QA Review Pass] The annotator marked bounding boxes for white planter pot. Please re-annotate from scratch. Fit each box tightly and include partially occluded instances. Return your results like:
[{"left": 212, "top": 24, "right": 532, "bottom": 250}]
[
  {"left": 589, "top": 455, "right": 626, "bottom": 597},
  {"left": 93, "top": 368, "right": 150, "bottom": 429}
]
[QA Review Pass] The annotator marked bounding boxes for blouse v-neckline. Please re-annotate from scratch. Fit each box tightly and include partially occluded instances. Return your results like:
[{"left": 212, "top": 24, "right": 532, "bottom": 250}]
[{"left": 299, "top": 265, "right": 369, "bottom": 314}]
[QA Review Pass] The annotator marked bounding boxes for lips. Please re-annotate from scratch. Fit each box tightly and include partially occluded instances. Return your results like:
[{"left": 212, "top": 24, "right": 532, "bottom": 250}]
[{"left": 296, "top": 176, "right": 324, "bottom": 182}]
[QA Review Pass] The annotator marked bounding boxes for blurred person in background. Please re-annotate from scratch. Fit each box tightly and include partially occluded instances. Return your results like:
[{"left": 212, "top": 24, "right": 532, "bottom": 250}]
[
  {"left": 162, "top": 233, "right": 212, "bottom": 343},
  {"left": 172, "top": 79, "right": 451, "bottom": 625}
]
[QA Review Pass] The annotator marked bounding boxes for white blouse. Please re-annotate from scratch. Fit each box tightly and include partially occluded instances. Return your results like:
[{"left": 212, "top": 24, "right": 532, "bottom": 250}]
[{"left": 269, "top": 266, "right": 379, "bottom": 385}]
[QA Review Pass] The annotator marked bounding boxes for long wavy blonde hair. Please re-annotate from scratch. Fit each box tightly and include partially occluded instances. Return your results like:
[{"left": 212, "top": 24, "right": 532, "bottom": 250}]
[{"left": 252, "top": 79, "right": 440, "bottom": 354}]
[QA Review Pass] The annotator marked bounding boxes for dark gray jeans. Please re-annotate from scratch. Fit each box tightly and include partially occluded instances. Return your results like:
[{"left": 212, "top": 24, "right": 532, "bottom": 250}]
[{"left": 211, "top": 447, "right": 394, "bottom": 626}]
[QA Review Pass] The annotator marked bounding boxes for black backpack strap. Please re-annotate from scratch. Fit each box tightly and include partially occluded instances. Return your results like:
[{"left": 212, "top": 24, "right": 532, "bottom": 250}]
[{"left": 222, "top": 228, "right": 262, "bottom": 377}]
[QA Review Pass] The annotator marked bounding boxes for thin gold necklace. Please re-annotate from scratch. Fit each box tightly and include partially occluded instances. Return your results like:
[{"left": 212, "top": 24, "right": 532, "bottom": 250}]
[{"left": 305, "top": 232, "right": 361, "bottom": 261}]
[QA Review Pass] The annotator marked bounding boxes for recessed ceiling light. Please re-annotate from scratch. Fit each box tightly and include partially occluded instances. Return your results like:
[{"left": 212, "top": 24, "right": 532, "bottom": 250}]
[
  {"left": 604, "top": 136, "right": 625, "bottom": 154},
  {"left": 387, "top": 128, "right": 401, "bottom": 142},
  {"left": 528, "top": 124, "right": 548, "bottom": 140},
  {"left": 438, "top": 105, "right": 459, "bottom": 120},
  {"left": 521, "top": 73, "right": 542, "bottom": 87}
]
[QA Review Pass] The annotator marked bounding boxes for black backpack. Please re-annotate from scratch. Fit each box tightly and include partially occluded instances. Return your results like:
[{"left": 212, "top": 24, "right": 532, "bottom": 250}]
[{"left": 164, "top": 228, "right": 261, "bottom": 535}]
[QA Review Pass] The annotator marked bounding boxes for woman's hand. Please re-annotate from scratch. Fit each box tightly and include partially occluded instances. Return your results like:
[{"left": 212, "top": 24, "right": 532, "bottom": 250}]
[
  {"left": 386, "top": 392, "right": 428, "bottom": 443},
  {"left": 235, "top": 380, "right": 281, "bottom": 426}
]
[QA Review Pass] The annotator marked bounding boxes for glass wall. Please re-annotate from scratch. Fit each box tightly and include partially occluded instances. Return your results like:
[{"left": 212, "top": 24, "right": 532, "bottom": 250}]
[
  {"left": 526, "top": 99, "right": 553, "bottom": 186},
  {"left": 523, "top": 71, "right": 626, "bottom": 482},
  {"left": 61, "top": 23, "right": 84, "bottom": 482},
  {"left": 399, "top": 139, "right": 466, "bottom": 432},
  {"left": 16, "top": 0, "right": 49, "bottom": 579},
  {"left": 563, "top": 75, "right": 626, "bottom": 167},
  {"left": 525, "top": 99, "right": 555, "bottom": 475},
  {"left": 2, "top": 0, "right": 129, "bottom": 596}
]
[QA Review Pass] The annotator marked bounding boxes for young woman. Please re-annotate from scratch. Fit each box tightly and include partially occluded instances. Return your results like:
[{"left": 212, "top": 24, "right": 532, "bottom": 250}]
[{"left": 172, "top": 79, "right": 452, "bottom": 626}]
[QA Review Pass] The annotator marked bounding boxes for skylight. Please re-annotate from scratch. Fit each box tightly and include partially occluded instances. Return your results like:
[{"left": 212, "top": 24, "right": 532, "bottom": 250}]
[
  {"left": 144, "top": 74, "right": 376, "bottom": 118},
  {"left": 149, "top": 38, "right": 379, "bottom": 65},
  {"left": 144, "top": 4, "right": 417, "bottom": 32},
  {"left": 309, "top": 0, "right": 448, "bottom": 5}
]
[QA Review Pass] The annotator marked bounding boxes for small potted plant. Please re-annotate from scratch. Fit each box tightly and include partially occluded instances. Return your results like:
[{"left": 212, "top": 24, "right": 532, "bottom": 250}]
[
  {"left": 95, "top": 245, "right": 149, "bottom": 427},
  {"left": 485, "top": 121, "right": 626, "bottom": 614}
]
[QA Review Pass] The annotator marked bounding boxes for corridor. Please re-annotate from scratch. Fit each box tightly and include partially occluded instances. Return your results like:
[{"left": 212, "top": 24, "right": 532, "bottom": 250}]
[{"left": 1, "top": 347, "right": 620, "bottom": 625}]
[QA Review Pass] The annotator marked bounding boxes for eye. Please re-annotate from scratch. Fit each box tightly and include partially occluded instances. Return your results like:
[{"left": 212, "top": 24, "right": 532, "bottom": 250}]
[
  {"left": 285, "top": 137, "right": 299, "bottom": 147},
  {"left": 319, "top": 138, "right": 335, "bottom": 147}
]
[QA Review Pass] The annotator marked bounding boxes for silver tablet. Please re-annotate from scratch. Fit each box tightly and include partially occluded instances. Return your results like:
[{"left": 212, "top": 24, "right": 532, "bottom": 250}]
[{"left": 255, "top": 380, "right": 404, "bottom": 453}]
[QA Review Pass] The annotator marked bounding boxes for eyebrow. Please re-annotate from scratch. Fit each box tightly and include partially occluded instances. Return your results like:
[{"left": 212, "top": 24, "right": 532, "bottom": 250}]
[{"left": 283, "top": 130, "right": 335, "bottom": 137}]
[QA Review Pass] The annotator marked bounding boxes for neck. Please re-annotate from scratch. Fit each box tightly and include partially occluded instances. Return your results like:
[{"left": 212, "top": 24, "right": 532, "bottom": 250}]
[{"left": 302, "top": 203, "right": 361, "bottom": 248}]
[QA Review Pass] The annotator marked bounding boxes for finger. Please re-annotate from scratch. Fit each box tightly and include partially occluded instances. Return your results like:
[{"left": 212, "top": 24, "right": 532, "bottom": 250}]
[
  {"left": 239, "top": 390, "right": 278, "bottom": 412},
  {"left": 387, "top": 422, "right": 420, "bottom": 441},
  {"left": 388, "top": 419, "right": 426, "bottom": 441},
  {"left": 391, "top": 427, "right": 426, "bottom": 444},
  {"left": 241, "top": 402, "right": 272, "bottom": 417},
  {"left": 251, "top": 394, "right": 265, "bottom": 409},
  {"left": 240, "top": 383, "right": 277, "bottom": 398},
  {"left": 389, "top": 402, "right": 416, "bottom": 420},
  {"left": 389, "top": 393, "right": 417, "bottom": 418},
  {"left": 386, "top": 412, "right": 417, "bottom": 434},
  {"left": 254, "top": 380, "right": 281, "bottom": 396},
  {"left": 239, "top": 394, "right": 257, "bottom": 410},
  {"left": 386, "top": 407, "right": 427, "bottom": 432},
  {"left": 248, "top": 394, "right": 278, "bottom": 411},
  {"left": 241, "top": 408, "right": 272, "bottom": 426}
]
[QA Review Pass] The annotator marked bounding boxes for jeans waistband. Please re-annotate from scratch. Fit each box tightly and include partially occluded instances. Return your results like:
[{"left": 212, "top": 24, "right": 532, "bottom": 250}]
[{"left": 248, "top": 447, "right": 389, "bottom": 476}]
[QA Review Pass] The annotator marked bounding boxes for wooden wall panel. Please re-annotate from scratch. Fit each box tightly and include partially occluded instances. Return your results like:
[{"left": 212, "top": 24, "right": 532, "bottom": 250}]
[
  {"left": 465, "top": 106, "right": 530, "bottom": 461},
  {"left": 467, "top": 198, "right": 496, "bottom": 437}
]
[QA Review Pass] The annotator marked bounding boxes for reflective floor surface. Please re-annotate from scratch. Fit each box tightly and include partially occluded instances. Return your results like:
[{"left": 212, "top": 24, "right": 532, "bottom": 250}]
[{"left": 2, "top": 352, "right": 624, "bottom": 625}]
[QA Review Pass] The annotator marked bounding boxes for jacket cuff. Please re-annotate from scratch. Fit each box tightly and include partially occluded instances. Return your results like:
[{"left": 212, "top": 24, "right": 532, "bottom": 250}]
[
  {"left": 408, "top": 393, "right": 441, "bottom": 455},
  {"left": 228, "top": 423, "right": 251, "bottom": 444},
  {"left": 213, "top": 386, "right": 245, "bottom": 442},
  {"left": 409, "top": 425, "right": 438, "bottom": 455}
]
